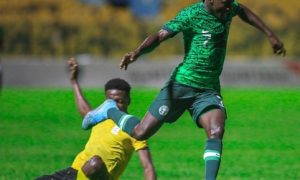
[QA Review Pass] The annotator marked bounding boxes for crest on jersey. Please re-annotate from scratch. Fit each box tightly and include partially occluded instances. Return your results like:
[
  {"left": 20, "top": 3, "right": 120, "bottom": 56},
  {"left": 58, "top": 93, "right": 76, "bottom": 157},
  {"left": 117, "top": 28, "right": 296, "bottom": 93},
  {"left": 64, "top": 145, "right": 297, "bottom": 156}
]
[{"left": 111, "top": 126, "right": 120, "bottom": 135}]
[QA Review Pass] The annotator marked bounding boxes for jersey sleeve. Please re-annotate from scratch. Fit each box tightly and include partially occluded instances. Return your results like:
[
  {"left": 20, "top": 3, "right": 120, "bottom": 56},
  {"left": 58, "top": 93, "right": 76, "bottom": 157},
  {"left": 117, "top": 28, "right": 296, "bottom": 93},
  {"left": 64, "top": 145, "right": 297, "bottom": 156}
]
[
  {"left": 162, "top": 7, "right": 192, "bottom": 34},
  {"left": 131, "top": 138, "right": 148, "bottom": 151}
]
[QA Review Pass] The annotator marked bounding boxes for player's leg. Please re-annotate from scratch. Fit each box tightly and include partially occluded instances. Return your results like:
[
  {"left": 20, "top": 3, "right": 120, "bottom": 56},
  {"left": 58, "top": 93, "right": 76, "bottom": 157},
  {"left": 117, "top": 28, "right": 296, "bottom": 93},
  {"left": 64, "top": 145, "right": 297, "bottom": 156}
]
[
  {"left": 190, "top": 90, "right": 226, "bottom": 180},
  {"left": 107, "top": 98, "right": 188, "bottom": 140},
  {"left": 108, "top": 109, "right": 164, "bottom": 140},
  {"left": 200, "top": 108, "right": 226, "bottom": 139},
  {"left": 81, "top": 155, "right": 109, "bottom": 180},
  {"left": 106, "top": 81, "right": 189, "bottom": 140},
  {"left": 199, "top": 108, "right": 226, "bottom": 180}
]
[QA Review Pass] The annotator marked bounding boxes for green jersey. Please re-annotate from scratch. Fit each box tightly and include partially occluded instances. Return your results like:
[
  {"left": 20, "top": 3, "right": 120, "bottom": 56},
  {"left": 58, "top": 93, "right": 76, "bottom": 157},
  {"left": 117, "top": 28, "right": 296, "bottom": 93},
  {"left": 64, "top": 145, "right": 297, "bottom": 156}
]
[{"left": 163, "top": 1, "right": 240, "bottom": 91}]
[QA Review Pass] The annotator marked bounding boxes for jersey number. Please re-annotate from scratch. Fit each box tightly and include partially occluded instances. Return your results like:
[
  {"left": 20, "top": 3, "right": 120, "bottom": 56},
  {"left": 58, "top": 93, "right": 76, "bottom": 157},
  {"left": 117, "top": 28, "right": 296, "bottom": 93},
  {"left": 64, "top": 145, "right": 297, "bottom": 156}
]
[{"left": 202, "top": 30, "right": 211, "bottom": 47}]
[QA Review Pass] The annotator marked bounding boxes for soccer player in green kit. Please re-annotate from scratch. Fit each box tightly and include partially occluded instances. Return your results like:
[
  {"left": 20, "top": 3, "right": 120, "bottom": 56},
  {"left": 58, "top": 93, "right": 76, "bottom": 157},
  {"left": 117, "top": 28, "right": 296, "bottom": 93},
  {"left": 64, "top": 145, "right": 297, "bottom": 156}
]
[{"left": 83, "top": 0, "right": 286, "bottom": 179}]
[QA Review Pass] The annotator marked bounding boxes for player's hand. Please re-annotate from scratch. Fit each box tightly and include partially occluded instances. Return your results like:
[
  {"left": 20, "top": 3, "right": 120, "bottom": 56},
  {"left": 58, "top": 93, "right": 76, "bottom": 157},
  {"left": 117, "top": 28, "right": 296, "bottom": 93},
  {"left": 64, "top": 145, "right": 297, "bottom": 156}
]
[
  {"left": 269, "top": 35, "right": 286, "bottom": 56},
  {"left": 68, "top": 57, "right": 79, "bottom": 81},
  {"left": 120, "top": 51, "right": 138, "bottom": 70}
]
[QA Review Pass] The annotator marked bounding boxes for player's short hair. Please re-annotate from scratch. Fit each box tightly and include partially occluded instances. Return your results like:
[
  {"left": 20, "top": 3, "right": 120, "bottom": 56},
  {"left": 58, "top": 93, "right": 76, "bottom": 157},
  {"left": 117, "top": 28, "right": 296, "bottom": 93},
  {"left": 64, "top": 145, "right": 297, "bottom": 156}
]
[{"left": 104, "top": 78, "right": 131, "bottom": 96}]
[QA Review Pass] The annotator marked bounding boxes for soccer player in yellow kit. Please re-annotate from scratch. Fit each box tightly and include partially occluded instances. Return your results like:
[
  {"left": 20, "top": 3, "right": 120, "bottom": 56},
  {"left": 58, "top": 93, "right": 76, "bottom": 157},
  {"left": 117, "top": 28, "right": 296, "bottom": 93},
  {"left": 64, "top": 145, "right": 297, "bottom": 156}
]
[
  {"left": 35, "top": 58, "right": 156, "bottom": 180},
  {"left": 72, "top": 120, "right": 150, "bottom": 180}
]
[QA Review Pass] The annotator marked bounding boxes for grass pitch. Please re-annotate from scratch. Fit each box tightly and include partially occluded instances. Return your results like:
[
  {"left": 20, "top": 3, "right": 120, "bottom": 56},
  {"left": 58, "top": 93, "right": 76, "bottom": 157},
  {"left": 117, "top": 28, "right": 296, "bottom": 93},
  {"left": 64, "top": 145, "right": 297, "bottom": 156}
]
[{"left": 0, "top": 88, "right": 299, "bottom": 179}]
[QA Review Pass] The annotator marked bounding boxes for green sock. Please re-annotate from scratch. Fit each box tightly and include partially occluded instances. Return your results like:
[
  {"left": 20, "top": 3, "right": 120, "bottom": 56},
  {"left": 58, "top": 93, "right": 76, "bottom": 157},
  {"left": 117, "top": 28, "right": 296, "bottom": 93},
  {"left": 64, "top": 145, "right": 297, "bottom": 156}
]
[
  {"left": 107, "top": 108, "right": 140, "bottom": 136},
  {"left": 203, "top": 138, "right": 222, "bottom": 180}
]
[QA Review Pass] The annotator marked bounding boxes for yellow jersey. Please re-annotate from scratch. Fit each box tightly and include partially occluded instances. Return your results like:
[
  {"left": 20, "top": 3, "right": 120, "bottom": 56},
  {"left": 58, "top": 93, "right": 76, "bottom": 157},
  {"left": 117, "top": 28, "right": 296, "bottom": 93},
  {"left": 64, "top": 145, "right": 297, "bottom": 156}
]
[{"left": 71, "top": 119, "right": 147, "bottom": 180}]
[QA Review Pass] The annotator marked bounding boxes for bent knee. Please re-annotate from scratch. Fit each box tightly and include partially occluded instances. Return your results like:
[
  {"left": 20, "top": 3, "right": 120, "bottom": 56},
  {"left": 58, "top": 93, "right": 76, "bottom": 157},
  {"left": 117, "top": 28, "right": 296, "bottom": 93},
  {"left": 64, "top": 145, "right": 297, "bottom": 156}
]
[
  {"left": 133, "top": 124, "right": 160, "bottom": 141},
  {"left": 209, "top": 125, "right": 225, "bottom": 139},
  {"left": 132, "top": 114, "right": 163, "bottom": 140},
  {"left": 132, "top": 130, "right": 148, "bottom": 141}
]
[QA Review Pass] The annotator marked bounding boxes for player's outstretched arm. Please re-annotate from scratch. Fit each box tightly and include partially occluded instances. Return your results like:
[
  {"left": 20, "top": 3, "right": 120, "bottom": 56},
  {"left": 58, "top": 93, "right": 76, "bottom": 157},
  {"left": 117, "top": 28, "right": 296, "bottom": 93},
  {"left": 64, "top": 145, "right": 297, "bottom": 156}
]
[
  {"left": 237, "top": 3, "right": 286, "bottom": 56},
  {"left": 68, "top": 57, "right": 92, "bottom": 117},
  {"left": 137, "top": 148, "right": 157, "bottom": 180},
  {"left": 120, "top": 29, "right": 174, "bottom": 70}
]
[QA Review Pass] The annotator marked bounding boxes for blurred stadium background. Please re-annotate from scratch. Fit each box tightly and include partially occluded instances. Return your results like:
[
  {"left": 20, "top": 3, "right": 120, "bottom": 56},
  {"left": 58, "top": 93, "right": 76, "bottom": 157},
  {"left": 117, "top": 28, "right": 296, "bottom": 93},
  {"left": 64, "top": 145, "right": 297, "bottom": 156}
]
[
  {"left": 0, "top": 0, "right": 299, "bottom": 88},
  {"left": 1, "top": 1, "right": 300, "bottom": 179}
]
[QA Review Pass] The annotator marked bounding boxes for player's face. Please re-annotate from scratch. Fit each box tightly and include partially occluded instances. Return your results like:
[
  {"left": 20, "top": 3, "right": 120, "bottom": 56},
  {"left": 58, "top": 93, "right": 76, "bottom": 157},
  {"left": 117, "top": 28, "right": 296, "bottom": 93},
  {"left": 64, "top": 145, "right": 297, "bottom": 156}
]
[
  {"left": 105, "top": 89, "right": 130, "bottom": 112},
  {"left": 211, "top": 0, "right": 233, "bottom": 20}
]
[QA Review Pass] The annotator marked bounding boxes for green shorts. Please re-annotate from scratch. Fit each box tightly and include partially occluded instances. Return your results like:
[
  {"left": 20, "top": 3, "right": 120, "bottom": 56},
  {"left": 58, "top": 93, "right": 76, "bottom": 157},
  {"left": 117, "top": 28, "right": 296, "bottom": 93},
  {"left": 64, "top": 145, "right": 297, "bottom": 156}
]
[{"left": 148, "top": 81, "right": 227, "bottom": 127}]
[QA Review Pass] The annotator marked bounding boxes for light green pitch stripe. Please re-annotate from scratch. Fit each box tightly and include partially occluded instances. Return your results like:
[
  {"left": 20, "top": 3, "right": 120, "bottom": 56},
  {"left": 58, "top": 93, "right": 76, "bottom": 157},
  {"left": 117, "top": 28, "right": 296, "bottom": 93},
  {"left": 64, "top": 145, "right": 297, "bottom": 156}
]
[{"left": 119, "top": 115, "right": 133, "bottom": 129}]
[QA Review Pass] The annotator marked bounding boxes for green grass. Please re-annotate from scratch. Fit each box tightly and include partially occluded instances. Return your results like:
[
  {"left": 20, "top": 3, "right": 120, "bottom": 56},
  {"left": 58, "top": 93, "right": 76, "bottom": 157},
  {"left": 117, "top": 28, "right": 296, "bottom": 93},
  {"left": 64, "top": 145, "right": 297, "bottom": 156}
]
[{"left": 0, "top": 88, "right": 300, "bottom": 179}]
